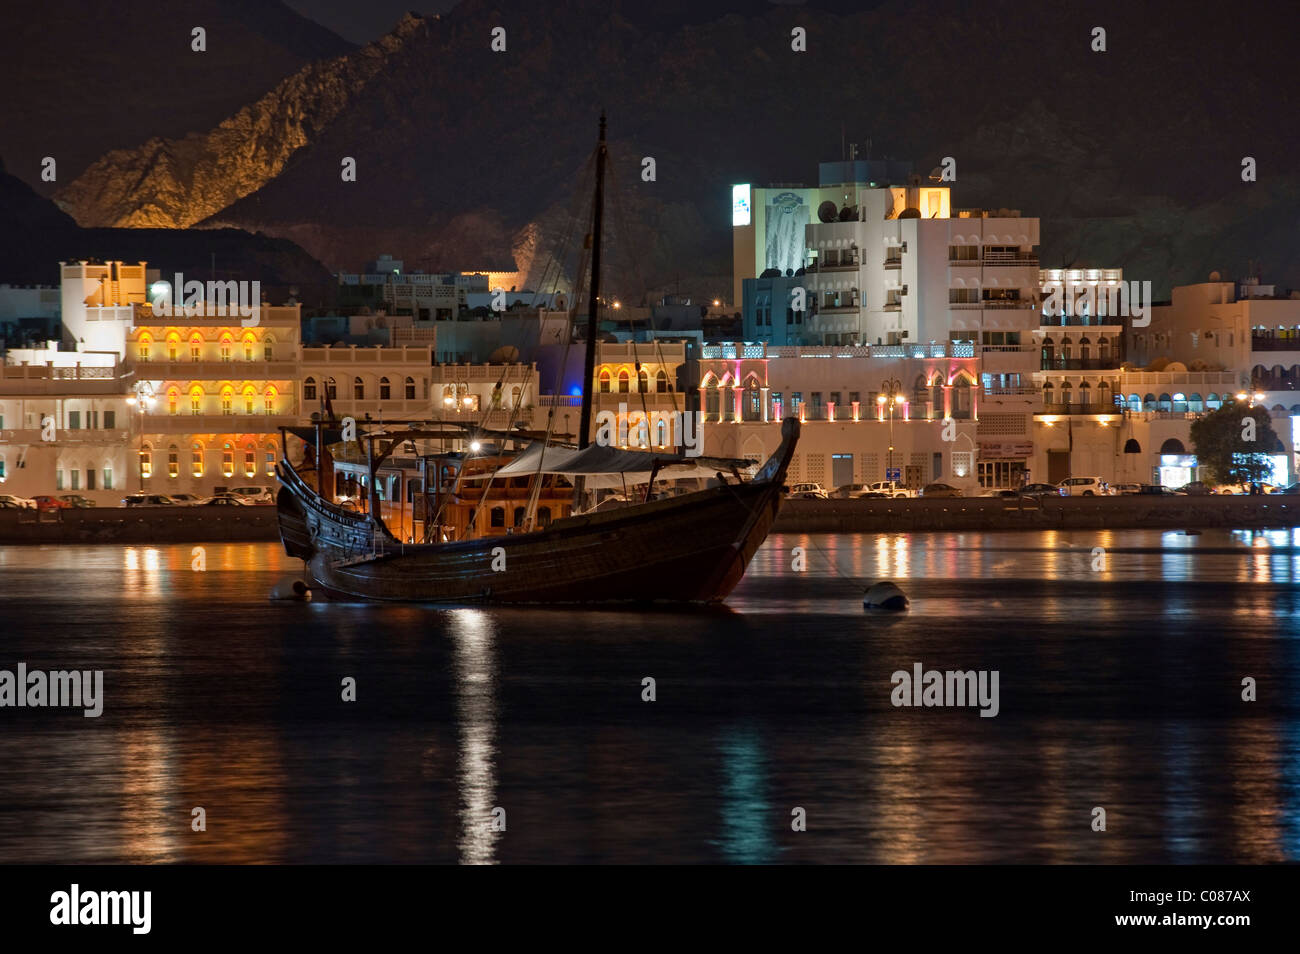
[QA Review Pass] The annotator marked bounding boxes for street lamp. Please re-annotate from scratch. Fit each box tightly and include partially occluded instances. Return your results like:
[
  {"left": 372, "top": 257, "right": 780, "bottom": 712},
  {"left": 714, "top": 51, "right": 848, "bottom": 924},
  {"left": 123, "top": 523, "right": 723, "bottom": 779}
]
[
  {"left": 878, "top": 377, "right": 903, "bottom": 480},
  {"left": 125, "top": 381, "right": 156, "bottom": 492}
]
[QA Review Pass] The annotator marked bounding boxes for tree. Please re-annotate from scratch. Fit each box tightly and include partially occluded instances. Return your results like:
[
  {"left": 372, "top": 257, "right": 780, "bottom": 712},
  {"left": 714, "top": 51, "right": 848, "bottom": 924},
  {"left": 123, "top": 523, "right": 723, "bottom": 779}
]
[{"left": 1188, "top": 400, "right": 1279, "bottom": 485}]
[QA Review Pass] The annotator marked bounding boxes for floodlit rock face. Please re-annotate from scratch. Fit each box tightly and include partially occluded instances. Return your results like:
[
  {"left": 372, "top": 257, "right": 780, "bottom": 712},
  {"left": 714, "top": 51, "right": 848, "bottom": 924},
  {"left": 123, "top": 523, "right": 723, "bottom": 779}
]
[{"left": 48, "top": 0, "right": 1300, "bottom": 293}]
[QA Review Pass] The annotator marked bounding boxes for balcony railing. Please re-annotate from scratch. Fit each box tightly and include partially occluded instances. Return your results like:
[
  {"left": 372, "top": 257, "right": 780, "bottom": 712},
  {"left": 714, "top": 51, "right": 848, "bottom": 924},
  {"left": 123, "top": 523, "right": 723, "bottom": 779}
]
[
  {"left": 1038, "top": 402, "right": 1121, "bottom": 415},
  {"left": 983, "top": 253, "right": 1039, "bottom": 266},
  {"left": 948, "top": 259, "right": 981, "bottom": 267},
  {"left": 1041, "top": 358, "right": 1117, "bottom": 371},
  {"left": 884, "top": 257, "right": 902, "bottom": 268},
  {"left": 1251, "top": 336, "right": 1300, "bottom": 352},
  {"left": 1040, "top": 315, "right": 1123, "bottom": 327}
]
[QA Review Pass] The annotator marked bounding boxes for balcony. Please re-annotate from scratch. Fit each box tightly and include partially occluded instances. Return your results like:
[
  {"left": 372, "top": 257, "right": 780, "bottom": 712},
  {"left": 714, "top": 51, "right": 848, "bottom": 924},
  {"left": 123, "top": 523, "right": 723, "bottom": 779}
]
[
  {"left": 0, "top": 428, "right": 130, "bottom": 444},
  {"left": 134, "top": 359, "right": 299, "bottom": 378},
  {"left": 1041, "top": 358, "right": 1116, "bottom": 371},
  {"left": 1040, "top": 315, "right": 1123, "bottom": 328},
  {"left": 983, "top": 253, "right": 1039, "bottom": 266},
  {"left": 1038, "top": 403, "right": 1121, "bottom": 415},
  {"left": 884, "top": 257, "right": 902, "bottom": 269},
  {"left": 948, "top": 259, "right": 981, "bottom": 267},
  {"left": 1251, "top": 335, "right": 1300, "bottom": 352},
  {"left": 141, "top": 413, "right": 302, "bottom": 434}
]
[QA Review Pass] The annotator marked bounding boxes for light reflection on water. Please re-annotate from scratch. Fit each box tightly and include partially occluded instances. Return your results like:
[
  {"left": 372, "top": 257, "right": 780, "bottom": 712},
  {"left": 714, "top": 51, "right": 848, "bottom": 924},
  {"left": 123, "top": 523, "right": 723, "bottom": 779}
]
[{"left": 0, "top": 530, "right": 1296, "bottom": 864}]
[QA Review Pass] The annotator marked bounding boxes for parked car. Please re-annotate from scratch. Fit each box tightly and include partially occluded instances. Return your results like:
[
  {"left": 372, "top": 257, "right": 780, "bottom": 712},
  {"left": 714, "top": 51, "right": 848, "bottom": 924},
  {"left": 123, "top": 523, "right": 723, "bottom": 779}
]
[
  {"left": 1021, "top": 483, "right": 1066, "bottom": 497},
  {"left": 1214, "top": 482, "right": 1276, "bottom": 495},
  {"left": 0, "top": 494, "right": 35, "bottom": 510},
  {"left": 1180, "top": 480, "right": 1216, "bottom": 495},
  {"left": 920, "top": 482, "right": 963, "bottom": 498},
  {"left": 787, "top": 482, "right": 829, "bottom": 500},
  {"left": 29, "top": 494, "right": 69, "bottom": 512},
  {"left": 57, "top": 494, "right": 95, "bottom": 508},
  {"left": 122, "top": 494, "right": 177, "bottom": 507},
  {"left": 1136, "top": 484, "right": 1178, "bottom": 496},
  {"left": 168, "top": 493, "right": 204, "bottom": 505},
  {"left": 982, "top": 488, "right": 1021, "bottom": 498},
  {"left": 1110, "top": 482, "right": 1143, "bottom": 496},
  {"left": 860, "top": 491, "right": 889, "bottom": 498},
  {"left": 867, "top": 480, "right": 915, "bottom": 499},
  {"left": 1058, "top": 476, "right": 1109, "bottom": 497},
  {"left": 203, "top": 494, "right": 251, "bottom": 506},
  {"left": 229, "top": 486, "right": 275, "bottom": 504},
  {"left": 834, "top": 483, "right": 873, "bottom": 499}
]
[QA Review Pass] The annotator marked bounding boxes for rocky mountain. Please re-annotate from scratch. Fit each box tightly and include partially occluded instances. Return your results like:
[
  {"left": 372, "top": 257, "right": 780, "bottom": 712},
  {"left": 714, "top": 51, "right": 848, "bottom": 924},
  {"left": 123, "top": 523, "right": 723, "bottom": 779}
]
[
  {"left": 0, "top": 159, "right": 330, "bottom": 291},
  {"left": 45, "top": 0, "right": 1300, "bottom": 299},
  {"left": 0, "top": 0, "right": 352, "bottom": 188}
]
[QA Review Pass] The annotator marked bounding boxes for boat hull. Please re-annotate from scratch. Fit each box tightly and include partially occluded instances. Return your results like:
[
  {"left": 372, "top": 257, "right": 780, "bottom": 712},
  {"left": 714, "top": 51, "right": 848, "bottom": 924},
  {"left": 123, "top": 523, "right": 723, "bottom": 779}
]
[{"left": 276, "top": 418, "right": 799, "bottom": 604}]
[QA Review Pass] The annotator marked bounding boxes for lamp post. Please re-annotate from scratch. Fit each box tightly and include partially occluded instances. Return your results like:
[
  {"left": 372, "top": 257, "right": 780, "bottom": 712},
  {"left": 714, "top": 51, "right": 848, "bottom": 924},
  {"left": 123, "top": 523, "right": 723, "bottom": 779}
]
[
  {"left": 125, "top": 381, "right": 156, "bottom": 492},
  {"left": 877, "top": 377, "right": 903, "bottom": 480}
]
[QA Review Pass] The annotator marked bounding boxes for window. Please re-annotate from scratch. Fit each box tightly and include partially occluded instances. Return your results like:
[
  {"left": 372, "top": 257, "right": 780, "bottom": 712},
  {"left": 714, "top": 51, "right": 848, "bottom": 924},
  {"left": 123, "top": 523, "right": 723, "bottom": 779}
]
[
  {"left": 244, "top": 389, "right": 255, "bottom": 415},
  {"left": 0, "top": 458, "right": 5, "bottom": 480},
  {"left": 490, "top": 507, "right": 505, "bottom": 527},
  {"left": 86, "top": 468, "right": 95, "bottom": 490},
  {"left": 220, "top": 337, "right": 232, "bottom": 361},
  {"left": 514, "top": 506, "right": 526, "bottom": 527},
  {"left": 637, "top": 369, "right": 648, "bottom": 393},
  {"left": 56, "top": 468, "right": 64, "bottom": 490},
  {"left": 405, "top": 377, "right": 415, "bottom": 400},
  {"left": 68, "top": 410, "right": 80, "bottom": 430},
  {"left": 221, "top": 391, "right": 233, "bottom": 415},
  {"left": 192, "top": 444, "right": 203, "bottom": 477},
  {"left": 618, "top": 370, "right": 630, "bottom": 393},
  {"left": 265, "top": 389, "right": 276, "bottom": 414},
  {"left": 327, "top": 378, "right": 337, "bottom": 400},
  {"left": 190, "top": 336, "right": 202, "bottom": 361},
  {"left": 304, "top": 377, "right": 317, "bottom": 401},
  {"left": 70, "top": 469, "right": 80, "bottom": 490},
  {"left": 265, "top": 449, "right": 276, "bottom": 476},
  {"left": 103, "top": 409, "right": 115, "bottom": 430},
  {"left": 244, "top": 335, "right": 255, "bottom": 361},
  {"left": 264, "top": 344, "right": 273, "bottom": 361},
  {"left": 222, "top": 444, "right": 234, "bottom": 478},
  {"left": 140, "top": 448, "right": 152, "bottom": 479},
  {"left": 167, "top": 337, "right": 179, "bottom": 361},
  {"left": 380, "top": 377, "right": 391, "bottom": 400},
  {"left": 168, "top": 446, "right": 179, "bottom": 478},
  {"left": 244, "top": 448, "right": 256, "bottom": 478},
  {"left": 191, "top": 388, "right": 203, "bottom": 415},
  {"left": 138, "top": 337, "right": 151, "bottom": 361},
  {"left": 354, "top": 377, "right": 365, "bottom": 400},
  {"left": 168, "top": 390, "right": 178, "bottom": 415},
  {"left": 599, "top": 370, "right": 611, "bottom": 393},
  {"left": 103, "top": 465, "right": 113, "bottom": 490},
  {"left": 657, "top": 369, "right": 668, "bottom": 392}
]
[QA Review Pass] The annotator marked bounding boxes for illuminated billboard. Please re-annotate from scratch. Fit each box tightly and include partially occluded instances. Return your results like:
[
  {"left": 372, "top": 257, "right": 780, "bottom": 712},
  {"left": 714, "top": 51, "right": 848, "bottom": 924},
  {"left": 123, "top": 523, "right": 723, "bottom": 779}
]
[{"left": 732, "top": 184, "right": 751, "bottom": 227}]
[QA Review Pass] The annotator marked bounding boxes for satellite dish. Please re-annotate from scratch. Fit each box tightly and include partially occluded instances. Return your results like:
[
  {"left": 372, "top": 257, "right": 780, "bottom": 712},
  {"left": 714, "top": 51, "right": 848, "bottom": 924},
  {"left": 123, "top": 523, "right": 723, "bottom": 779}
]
[
  {"left": 899, "top": 208, "right": 921, "bottom": 219},
  {"left": 1166, "top": 361, "right": 1187, "bottom": 372},
  {"left": 1209, "top": 270, "right": 1221, "bottom": 281},
  {"left": 838, "top": 205, "right": 858, "bottom": 221},
  {"left": 488, "top": 345, "right": 520, "bottom": 363},
  {"left": 928, "top": 167, "right": 944, "bottom": 182},
  {"left": 818, "top": 200, "right": 838, "bottom": 223}
]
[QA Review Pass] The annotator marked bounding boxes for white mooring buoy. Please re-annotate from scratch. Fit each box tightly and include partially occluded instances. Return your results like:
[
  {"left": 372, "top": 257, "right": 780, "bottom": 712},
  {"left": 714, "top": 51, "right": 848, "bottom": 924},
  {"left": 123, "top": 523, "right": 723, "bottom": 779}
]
[
  {"left": 863, "top": 581, "right": 909, "bottom": 611},
  {"left": 270, "top": 577, "right": 311, "bottom": 601}
]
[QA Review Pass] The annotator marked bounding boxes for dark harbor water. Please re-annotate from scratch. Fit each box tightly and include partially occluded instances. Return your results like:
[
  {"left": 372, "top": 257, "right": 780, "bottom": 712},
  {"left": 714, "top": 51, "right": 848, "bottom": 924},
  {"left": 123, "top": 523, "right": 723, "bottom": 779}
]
[{"left": 1, "top": 529, "right": 1298, "bottom": 864}]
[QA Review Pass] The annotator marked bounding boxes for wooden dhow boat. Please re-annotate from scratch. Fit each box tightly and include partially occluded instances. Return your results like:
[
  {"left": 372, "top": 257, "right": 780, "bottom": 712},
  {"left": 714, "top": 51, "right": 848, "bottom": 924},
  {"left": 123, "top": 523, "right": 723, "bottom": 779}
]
[{"left": 273, "top": 115, "right": 800, "bottom": 603}]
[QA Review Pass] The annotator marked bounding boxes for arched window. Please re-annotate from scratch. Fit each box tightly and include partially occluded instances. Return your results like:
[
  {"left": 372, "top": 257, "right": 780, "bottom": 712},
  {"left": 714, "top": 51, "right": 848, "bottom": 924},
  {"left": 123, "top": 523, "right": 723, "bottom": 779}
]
[
  {"left": 264, "top": 387, "right": 277, "bottom": 415},
  {"left": 140, "top": 444, "right": 153, "bottom": 479},
  {"left": 243, "top": 386, "right": 256, "bottom": 415},
  {"left": 379, "top": 377, "right": 391, "bottom": 401},
  {"left": 265, "top": 442, "right": 277, "bottom": 476},
  {"left": 405, "top": 377, "right": 416, "bottom": 400},
  {"left": 326, "top": 377, "right": 337, "bottom": 400},
  {"left": 166, "top": 333, "right": 180, "bottom": 361},
  {"left": 167, "top": 444, "right": 179, "bottom": 478},
  {"left": 304, "top": 377, "right": 316, "bottom": 401},
  {"left": 189, "top": 333, "right": 203, "bottom": 361},
  {"left": 243, "top": 332, "right": 256, "bottom": 362},
  {"left": 513, "top": 506, "right": 526, "bottom": 527},
  {"left": 137, "top": 332, "right": 152, "bottom": 362},
  {"left": 537, "top": 507, "right": 552, "bottom": 527},
  {"left": 1079, "top": 337, "right": 1091, "bottom": 361},
  {"left": 599, "top": 369, "right": 611, "bottom": 393},
  {"left": 219, "top": 334, "right": 233, "bottom": 362},
  {"left": 1158, "top": 393, "right": 1172, "bottom": 412},
  {"left": 656, "top": 418, "right": 668, "bottom": 446},
  {"left": 656, "top": 369, "right": 668, "bottom": 392},
  {"left": 167, "top": 388, "right": 179, "bottom": 416},
  {"left": 490, "top": 507, "right": 505, "bottom": 527},
  {"left": 511, "top": 385, "right": 522, "bottom": 407},
  {"left": 221, "top": 387, "right": 234, "bottom": 415},
  {"left": 1143, "top": 393, "right": 1157, "bottom": 411},
  {"left": 1099, "top": 337, "right": 1111, "bottom": 363},
  {"left": 190, "top": 386, "right": 204, "bottom": 415},
  {"left": 637, "top": 369, "right": 649, "bottom": 393},
  {"left": 222, "top": 443, "right": 235, "bottom": 478},
  {"left": 1060, "top": 381, "right": 1073, "bottom": 406},
  {"left": 243, "top": 444, "right": 256, "bottom": 477},
  {"left": 1098, "top": 380, "right": 1112, "bottom": 408},
  {"left": 102, "top": 462, "right": 113, "bottom": 490},
  {"left": 1124, "top": 438, "right": 1141, "bottom": 454},
  {"left": 191, "top": 442, "right": 204, "bottom": 477},
  {"left": 951, "top": 374, "right": 973, "bottom": 418},
  {"left": 263, "top": 335, "right": 275, "bottom": 362},
  {"left": 354, "top": 376, "right": 365, "bottom": 400},
  {"left": 618, "top": 369, "right": 630, "bottom": 393}
]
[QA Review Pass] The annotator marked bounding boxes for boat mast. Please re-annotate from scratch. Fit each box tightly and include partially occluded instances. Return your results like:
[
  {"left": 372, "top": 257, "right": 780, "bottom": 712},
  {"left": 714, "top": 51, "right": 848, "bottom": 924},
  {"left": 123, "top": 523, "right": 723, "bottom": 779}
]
[{"left": 578, "top": 113, "right": 607, "bottom": 450}]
